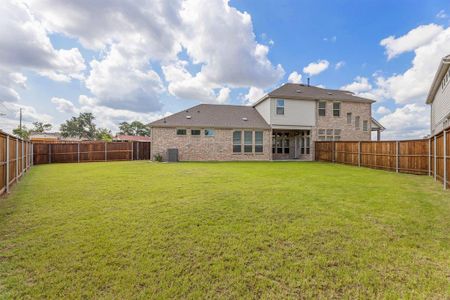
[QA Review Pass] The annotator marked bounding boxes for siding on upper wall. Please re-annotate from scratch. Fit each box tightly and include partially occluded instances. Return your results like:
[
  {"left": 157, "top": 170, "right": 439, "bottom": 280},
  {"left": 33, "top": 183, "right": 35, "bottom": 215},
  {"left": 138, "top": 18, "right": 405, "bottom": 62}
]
[
  {"left": 269, "top": 98, "right": 316, "bottom": 127},
  {"left": 255, "top": 98, "right": 271, "bottom": 125},
  {"left": 431, "top": 81, "right": 450, "bottom": 135}
]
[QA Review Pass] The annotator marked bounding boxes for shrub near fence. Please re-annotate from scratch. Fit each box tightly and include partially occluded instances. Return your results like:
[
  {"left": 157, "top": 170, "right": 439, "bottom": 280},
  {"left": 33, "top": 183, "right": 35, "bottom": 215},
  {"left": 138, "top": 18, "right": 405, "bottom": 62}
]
[
  {"left": 0, "top": 131, "right": 33, "bottom": 196},
  {"left": 32, "top": 141, "right": 151, "bottom": 164},
  {"left": 315, "top": 130, "right": 450, "bottom": 189}
]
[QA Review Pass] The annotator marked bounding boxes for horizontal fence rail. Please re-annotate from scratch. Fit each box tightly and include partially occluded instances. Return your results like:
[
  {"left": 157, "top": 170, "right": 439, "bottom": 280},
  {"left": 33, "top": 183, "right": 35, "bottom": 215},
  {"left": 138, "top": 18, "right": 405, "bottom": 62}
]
[
  {"left": 0, "top": 131, "right": 33, "bottom": 196},
  {"left": 32, "top": 141, "right": 151, "bottom": 165},
  {"left": 315, "top": 129, "right": 450, "bottom": 190}
]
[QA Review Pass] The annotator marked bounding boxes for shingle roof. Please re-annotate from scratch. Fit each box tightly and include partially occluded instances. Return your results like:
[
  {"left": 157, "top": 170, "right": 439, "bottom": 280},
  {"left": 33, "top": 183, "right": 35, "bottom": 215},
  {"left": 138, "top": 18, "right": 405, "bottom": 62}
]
[
  {"left": 149, "top": 104, "right": 270, "bottom": 129},
  {"left": 114, "top": 135, "right": 151, "bottom": 142},
  {"left": 253, "top": 83, "right": 376, "bottom": 105}
]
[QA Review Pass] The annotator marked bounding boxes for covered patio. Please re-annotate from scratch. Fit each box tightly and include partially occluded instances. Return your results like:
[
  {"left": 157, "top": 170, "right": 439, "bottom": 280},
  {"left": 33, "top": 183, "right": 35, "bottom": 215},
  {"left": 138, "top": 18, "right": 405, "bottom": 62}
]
[{"left": 272, "top": 129, "right": 312, "bottom": 161}]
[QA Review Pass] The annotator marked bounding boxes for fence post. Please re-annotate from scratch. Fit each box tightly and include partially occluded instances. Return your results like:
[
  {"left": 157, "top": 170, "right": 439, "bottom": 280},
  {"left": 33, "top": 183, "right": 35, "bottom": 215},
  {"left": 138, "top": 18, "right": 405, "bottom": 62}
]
[
  {"left": 15, "top": 139, "right": 18, "bottom": 182},
  {"left": 105, "top": 142, "right": 107, "bottom": 161},
  {"left": 358, "top": 141, "right": 361, "bottom": 167},
  {"left": 6, "top": 135, "right": 10, "bottom": 193},
  {"left": 77, "top": 143, "right": 80, "bottom": 163},
  {"left": 48, "top": 144, "right": 51, "bottom": 164},
  {"left": 137, "top": 141, "right": 140, "bottom": 160},
  {"left": 428, "top": 138, "right": 432, "bottom": 176},
  {"left": 131, "top": 142, "right": 134, "bottom": 161},
  {"left": 444, "top": 130, "right": 447, "bottom": 190},
  {"left": 22, "top": 140, "right": 24, "bottom": 174},
  {"left": 434, "top": 136, "right": 437, "bottom": 182},
  {"left": 31, "top": 143, "right": 34, "bottom": 166},
  {"left": 396, "top": 141, "right": 399, "bottom": 173}
]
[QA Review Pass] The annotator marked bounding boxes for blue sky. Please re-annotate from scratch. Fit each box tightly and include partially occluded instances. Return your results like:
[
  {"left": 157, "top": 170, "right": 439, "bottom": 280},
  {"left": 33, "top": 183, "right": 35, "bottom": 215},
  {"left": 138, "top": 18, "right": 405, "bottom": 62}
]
[{"left": 1, "top": 0, "right": 450, "bottom": 139}]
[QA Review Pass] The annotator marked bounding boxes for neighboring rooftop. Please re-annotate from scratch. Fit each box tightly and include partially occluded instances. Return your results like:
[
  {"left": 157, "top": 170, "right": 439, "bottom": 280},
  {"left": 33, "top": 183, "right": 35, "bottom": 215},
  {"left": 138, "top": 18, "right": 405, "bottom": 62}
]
[
  {"left": 426, "top": 54, "right": 450, "bottom": 104},
  {"left": 253, "top": 83, "right": 376, "bottom": 106},
  {"left": 149, "top": 104, "right": 270, "bottom": 129},
  {"left": 114, "top": 135, "right": 151, "bottom": 142}
]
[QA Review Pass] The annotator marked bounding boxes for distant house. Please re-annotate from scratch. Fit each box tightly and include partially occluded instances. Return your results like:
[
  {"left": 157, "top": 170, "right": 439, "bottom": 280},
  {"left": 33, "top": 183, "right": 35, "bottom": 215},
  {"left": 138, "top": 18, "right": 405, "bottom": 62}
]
[
  {"left": 149, "top": 83, "right": 383, "bottom": 161},
  {"left": 113, "top": 135, "right": 151, "bottom": 142},
  {"left": 29, "top": 132, "right": 85, "bottom": 143},
  {"left": 426, "top": 54, "right": 450, "bottom": 135}
]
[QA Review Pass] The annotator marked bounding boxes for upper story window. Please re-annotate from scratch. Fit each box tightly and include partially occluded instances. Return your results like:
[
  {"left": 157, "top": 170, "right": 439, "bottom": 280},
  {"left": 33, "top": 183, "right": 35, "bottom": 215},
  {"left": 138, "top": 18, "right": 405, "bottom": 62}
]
[
  {"left": 355, "top": 116, "right": 361, "bottom": 130},
  {"left": 318, "top": 101, "right": 326, "bottom": 116},
  {"left": 347, "top": 113, "right": 352, "bottom": 124},
  {"left": 276, "top": 100, "right": 285, "bottom": 115},
  {"left": 442, "top": 69, "right": 450, "bottom": 91},
  {"left": 363, "top": 120, "right": 369, "bottom": 132},
  {"left": 333, "top": 102, "right": 341, "bottom": 117}
]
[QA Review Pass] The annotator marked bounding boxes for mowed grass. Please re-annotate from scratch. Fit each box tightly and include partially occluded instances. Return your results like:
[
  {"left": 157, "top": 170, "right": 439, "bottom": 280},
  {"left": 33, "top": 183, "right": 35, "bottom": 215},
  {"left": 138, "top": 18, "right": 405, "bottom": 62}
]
[{"left": 0, "top": 162, "right": 449, "bottom": 299}]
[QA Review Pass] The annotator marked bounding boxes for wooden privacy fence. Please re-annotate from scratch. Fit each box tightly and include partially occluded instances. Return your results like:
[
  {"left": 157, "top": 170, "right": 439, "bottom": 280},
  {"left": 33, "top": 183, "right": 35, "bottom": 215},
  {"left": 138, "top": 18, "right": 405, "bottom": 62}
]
[
  {"left": 0, "top": 131, "right": 33, "bottom": 196},
  {"left": 315, "top": 130, "right": 450, "bottom": 190},
  {"left": 32, "top": 141, "right": 151, "bottom": 165}
]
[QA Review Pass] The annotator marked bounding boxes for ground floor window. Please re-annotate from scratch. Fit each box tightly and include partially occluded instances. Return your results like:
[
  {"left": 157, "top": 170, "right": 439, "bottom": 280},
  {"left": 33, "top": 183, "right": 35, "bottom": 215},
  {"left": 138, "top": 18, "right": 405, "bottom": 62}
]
[
  {"left": 318, "top": 129, "right": 341, "bottom": 141},
  {"left": 234, "top": 130, "right": 263, "bottom": 154},
  {"left": 300, "top": 131, "right": 311, "bottom": 154},
  {"left": 272, "top": 133, "right": 290, "bottom": 154}
]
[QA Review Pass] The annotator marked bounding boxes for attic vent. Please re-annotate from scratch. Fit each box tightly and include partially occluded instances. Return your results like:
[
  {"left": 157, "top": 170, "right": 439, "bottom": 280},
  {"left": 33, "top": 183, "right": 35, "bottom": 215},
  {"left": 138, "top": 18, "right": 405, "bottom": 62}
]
[
  {"left": 186, "top": 115, "right": 192, "bottom": 119},
  {"left": 242, "top": 117, "right": 248, "bottom": 121}
]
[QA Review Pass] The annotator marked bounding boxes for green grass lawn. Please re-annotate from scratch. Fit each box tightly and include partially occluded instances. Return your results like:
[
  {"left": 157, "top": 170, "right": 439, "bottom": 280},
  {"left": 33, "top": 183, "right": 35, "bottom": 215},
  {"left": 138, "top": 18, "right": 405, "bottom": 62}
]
[{"left": 0, "top": 161, "right": 449, "bottom": 299}]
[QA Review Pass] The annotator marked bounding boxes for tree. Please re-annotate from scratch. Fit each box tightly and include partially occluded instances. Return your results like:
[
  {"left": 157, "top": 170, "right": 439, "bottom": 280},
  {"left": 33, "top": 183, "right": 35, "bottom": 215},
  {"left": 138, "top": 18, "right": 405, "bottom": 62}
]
[
  {"left": 60, "top": 112, "right": 97, "bottom": 140},
  {"left": 32, "top": 122, "right": 52, "bottom": 133},
  {"left": 96, "top": 128, "right": 113, "bottom": 142},
  {"left": 118, "top": 121, "right": 150, "bottom": 136},
  {"left": 13, "top": 125, "right": 30, "bottom": 140}
]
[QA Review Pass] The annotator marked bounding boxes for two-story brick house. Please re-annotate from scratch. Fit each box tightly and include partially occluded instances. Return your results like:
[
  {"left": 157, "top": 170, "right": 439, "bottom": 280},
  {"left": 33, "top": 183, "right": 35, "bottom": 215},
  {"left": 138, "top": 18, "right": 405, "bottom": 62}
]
[{"left": 149, "top": 83, "right": 381, "bottom": 161}]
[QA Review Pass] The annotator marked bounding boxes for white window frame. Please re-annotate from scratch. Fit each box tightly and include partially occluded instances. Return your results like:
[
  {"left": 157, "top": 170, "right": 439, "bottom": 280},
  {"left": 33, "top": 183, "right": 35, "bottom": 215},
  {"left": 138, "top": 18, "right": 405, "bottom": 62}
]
[
  {"left": 363, "top": 120, "right": 369, "bottom": 132},
  {"left": 276, "top": 100, "right": 285, "bottom": 115},
  {"left": 318, "top": 101, "right": 326, "bottom": 116},
  {"left": 333, "top": 102, "right": 341, "bottom": 117},
  {"left": 233, "top": 131, "right": 242, "bottom": 153},
  {"left": 347, "top": 112, "right": 352, "bottom": 125},
  {"left": 255, "top": 131, "right": 263, "bottom": 153}
]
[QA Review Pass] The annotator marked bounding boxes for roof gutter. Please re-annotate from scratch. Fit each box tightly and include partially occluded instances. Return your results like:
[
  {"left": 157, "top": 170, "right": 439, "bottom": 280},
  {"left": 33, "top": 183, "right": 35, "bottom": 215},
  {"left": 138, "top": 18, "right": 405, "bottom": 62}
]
[{"left": 426, "top": 55, "right": 450, "bottom": 104}]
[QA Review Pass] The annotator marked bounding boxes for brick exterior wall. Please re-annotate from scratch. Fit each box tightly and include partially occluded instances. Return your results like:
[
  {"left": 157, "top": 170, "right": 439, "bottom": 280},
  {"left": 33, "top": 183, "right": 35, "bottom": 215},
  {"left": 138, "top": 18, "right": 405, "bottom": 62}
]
[
  {"left": 313, "top": 101, "right": 371, "bottom": 139},
  {"left": 310, "top": 100, "right": 372, "bottom": 159},
  {"left": 151, "top": 127, "right": 271, "bottom": 161}
]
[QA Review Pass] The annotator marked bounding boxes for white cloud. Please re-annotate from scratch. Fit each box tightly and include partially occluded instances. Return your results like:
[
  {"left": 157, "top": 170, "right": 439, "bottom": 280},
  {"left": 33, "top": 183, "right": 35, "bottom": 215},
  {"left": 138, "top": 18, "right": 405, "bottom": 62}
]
[
  {"left": 376, "top": 26, "right": 450, "bottom": 104},
  {"left": 0, "top": 70, "right": 27, "bottom": 102},
  {"left": 162, "top": 60, "right": 229, "bottom": 103},
  {"left": 0, "top": 1, "right": 86, "bottom": 82},
  {"left": 323, "top": 36, "right": 337, "bottom": 42},
  {"left": 436, "top": 10, "right": 447, "bottom": 19},
  {"left": 303, "top": 60, "right": 329, "bottom": 76},
  {"left": 58, "top": 95, "right": 171, "bottom": 132},
  {"left": 243, "top": 87, "right": 265, "bottom": 105},
  {"left": 0, "top": 101, "right": 53, "bottom": 133},
  {"left": 178, "top": 0, "right": 284, "bottom": 88},
  {"left": 288, "top": 71, "right": 302, "bottom": 84},
  {"left": 341, "top": 76, "right": 372, "bottom": 93},
  {"left": 51, "top": 97, "right": 79, "bottom": 114},
  {"left": 335, "top": 61, "right": 345, "bottom": 70},
  {"left": 379, "top": 104, "right": 430, "bottom": 139},
  {"left": 376, "top": 106, "right": 392, "bottom": 115},
  {"left": 85, "top": 45, "right": 164, "bottom": 112},
  {"left": 380, "top": 24, "right": 444, "bottom": 60}
]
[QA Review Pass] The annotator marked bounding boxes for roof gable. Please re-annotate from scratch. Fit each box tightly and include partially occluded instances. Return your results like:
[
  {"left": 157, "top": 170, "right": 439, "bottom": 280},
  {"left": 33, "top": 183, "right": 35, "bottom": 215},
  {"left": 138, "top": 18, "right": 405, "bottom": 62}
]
[{"left": 426, "top": 55, "right": 450, "bottom": 104}]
